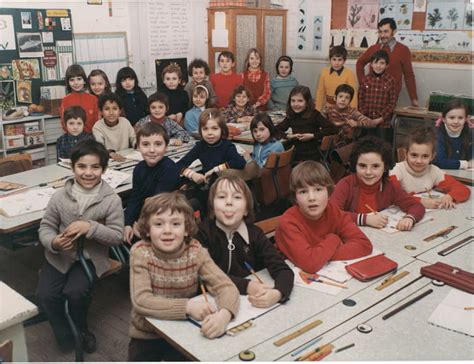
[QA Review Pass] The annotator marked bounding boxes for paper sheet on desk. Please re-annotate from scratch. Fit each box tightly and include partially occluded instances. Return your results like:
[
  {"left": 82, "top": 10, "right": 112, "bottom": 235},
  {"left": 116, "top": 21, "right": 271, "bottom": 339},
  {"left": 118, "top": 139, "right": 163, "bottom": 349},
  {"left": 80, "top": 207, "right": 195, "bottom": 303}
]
[
  {"left": 371, "top": 206, "right": 433, "bottom": 233},
  {"left": 101, "top": 169, "right": 131, "bottom": 189},
  {"left": 414, "top": 191, "right": 445, "bottom": 212},
  {"left": 291, "top": 267, "right": 342, "bottom": 295},
  {"left": 0, "top": 187, "right": 56, "bottom": 217}
]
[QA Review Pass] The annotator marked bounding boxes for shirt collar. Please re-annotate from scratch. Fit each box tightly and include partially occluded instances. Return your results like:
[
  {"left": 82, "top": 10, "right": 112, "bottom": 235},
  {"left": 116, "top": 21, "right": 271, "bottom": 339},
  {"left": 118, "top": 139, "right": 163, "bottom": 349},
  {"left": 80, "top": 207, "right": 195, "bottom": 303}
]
[
  {"left": 216, "top": 220, "right": 250, "bottom": 245},
  {"left": 330, "top": 66, "right": 344, "bottom": 75},
  {"left": 380, "top": 37, "right": 396, "bottom": 52}
]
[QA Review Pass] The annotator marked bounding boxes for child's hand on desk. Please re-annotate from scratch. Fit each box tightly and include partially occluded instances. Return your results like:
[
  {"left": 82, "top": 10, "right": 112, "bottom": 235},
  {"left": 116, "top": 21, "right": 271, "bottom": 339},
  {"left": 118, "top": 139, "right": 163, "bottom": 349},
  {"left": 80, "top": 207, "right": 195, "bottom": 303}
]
[
  {"left": 62, "top": 221, "right": 91, "bottom": 241},
  {"left": 52, "top": 234, "right": 75, "bottom": 251},
  {"left": 110, "top": 152, "right": 126, "bottom": 162},
  {"left": 439, "top": 194, "right": 455, "bottom": 209},
  {"left": 237, "top": 116, "right": 253, "bottom": 124},
  {"left": 247, "top": 280, "right": 271, "bottom": 296},
  {"left": 396, "top": 217, "right": 414, "bottom": 231},
  {"left": 421, "top": 197, "right": 441, "bottom": 209},
  {"left": 186, "top": 298, "right": 215, "bottom": 321},
  {"left": 201, "top": 308, "right": 232, "bottom": 339},
  {"left": 248, "top": 288, "right": 281, "bottom": 308},
  {"left": 366, "top": 214, "right": 388, "bottom": 229},
  {"left": 169, "top": 138, "right": 183, "bottom": 146}
]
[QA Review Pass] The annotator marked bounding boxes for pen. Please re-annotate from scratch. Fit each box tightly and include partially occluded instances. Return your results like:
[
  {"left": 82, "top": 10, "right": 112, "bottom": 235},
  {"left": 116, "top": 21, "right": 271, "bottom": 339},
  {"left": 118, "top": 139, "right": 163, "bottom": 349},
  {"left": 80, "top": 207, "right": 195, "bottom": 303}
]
[
  {"left": 335, "top": 343, "right": 355, "bottom": 353},
  {"left": 244, "top": 261, "right": 263, "bottom": 284},
  {"left": 307, "top": 277, "right": 348, "bottom": 289},
  {"left": 382, "top": 289, "right": 433, "bottom": 320},
  {"left": 365, "top": 204, "right": 378, "bottom": 214},
  {"left": 198, "top": 277, "right": 210, "bottom": 307}
]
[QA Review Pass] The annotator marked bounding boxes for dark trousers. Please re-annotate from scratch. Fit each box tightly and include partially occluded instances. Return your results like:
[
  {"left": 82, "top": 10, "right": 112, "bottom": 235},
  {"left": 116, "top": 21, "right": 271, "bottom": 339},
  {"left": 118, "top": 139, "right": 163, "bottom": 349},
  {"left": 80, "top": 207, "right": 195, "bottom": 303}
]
[
  {"left": 36, "top": 260, "right": 96, "bottom": 345},
  {"left": 128, "top": 338, "right": 189, "bottom": 361}
]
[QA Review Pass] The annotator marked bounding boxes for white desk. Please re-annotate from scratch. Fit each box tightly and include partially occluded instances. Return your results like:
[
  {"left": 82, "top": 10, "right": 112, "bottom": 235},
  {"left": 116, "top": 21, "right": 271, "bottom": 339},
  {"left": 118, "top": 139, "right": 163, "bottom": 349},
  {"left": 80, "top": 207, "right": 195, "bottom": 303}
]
[{"left": 443, "top": 168, "right": 474, "bottom": 185}]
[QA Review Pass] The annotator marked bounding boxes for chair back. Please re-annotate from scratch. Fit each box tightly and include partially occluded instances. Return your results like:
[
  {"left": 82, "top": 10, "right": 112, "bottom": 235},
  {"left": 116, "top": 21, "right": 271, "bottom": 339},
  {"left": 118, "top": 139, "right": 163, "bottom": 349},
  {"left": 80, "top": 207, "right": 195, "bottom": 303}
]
[
  {"left": 0, "top": 154, "right": 33, "bottom": 177},
  {"left": 397, "top": 147, "right": 407, "bottom": 162},
  {"left": 254, "top": 216, "right": 280, "bottom": 235}
]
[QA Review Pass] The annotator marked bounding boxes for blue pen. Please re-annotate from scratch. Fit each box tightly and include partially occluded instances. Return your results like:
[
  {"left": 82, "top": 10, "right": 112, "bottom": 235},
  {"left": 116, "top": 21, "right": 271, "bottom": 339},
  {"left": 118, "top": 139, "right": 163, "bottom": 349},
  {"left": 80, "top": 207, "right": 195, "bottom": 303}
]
[
  {"left": 291, "top": 336, "right": 323, "bottom": 357},
  {"left": 244, "top": 261, "right": 263, "bottom": 283}
]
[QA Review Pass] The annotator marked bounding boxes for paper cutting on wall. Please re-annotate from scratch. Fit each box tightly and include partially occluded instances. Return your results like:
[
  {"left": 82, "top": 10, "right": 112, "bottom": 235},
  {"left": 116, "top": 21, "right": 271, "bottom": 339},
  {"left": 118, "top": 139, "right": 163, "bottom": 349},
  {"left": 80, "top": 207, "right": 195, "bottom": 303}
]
[
  {"left": 379, "top": 0, "right": 413, "bottom": 30},
  {"left": 347, "top": 0, "right": 379, "bottom": 29},
  {"left": 425, "top": 1, "right": 465, "bottom": 30},
  {"left": 0, "top": 15, "right": 16, "bottom": 51},
  {"left": 330, "top": 28, "right": 378, "bottom": 49},
  {"left": 313, "top": 16, "right": 323, "bottom": 51}
]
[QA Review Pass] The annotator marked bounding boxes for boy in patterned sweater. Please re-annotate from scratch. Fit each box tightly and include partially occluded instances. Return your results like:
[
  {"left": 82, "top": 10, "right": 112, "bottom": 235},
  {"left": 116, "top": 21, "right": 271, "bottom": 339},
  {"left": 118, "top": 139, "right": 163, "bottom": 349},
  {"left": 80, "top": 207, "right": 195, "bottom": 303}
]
[{"left": 56, "top": 106, "right": 94, "bottom": 160}]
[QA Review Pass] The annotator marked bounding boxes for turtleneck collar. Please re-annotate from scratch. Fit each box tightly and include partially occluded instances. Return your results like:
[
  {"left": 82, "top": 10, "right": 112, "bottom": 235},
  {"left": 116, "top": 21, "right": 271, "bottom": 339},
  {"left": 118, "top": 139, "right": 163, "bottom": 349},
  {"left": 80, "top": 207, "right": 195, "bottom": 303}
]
[
  {"left": 357, "top": 176, "right": 382, "bottom": 192},
  {"left": 444, "top": 124, "right": 462, "bottom": 138},
  {"left": 402, "top": 160, "right": 430, "bottom": 178}
]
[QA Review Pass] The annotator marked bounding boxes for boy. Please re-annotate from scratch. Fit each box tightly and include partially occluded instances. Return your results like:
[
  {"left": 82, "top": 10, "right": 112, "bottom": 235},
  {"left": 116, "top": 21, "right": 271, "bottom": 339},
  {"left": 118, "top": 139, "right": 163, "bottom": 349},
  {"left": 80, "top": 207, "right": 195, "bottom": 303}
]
[
  {"left": 184, "top": 58, "right": 217, "bottom": 107},
  {"left": 275, "top": 161, "right": 372, "bottom": 274},
  {"left": 158, "top": 63, "right": 189, "bottom": 126},
  {"left": 37, "top": 139, "right": 124, "bottom": 353},
  {"left": 315, "top": 46, "right": 358, "bottom": 112},
  {"left": 123, "top": 123, "right": 181, "bottom": 244},
  {"left": 92, "top": 93, "right": 136, "bottom": 161},
  {"left": 56, "top": 105, "right": 94, "bottom": 160},
  {"left": 210, "top": 51, "right": 243, "bottom": 108}
]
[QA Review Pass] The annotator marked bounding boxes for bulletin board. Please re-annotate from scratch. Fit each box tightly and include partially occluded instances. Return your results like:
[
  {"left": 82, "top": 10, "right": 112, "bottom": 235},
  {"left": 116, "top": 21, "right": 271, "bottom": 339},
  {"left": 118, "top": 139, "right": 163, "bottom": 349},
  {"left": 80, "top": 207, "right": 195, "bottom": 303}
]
[
  {"left": 329, "top": 0, "right": 473, "bottom": 64},
  {"left": 0, "top": 8, "right": 74, "bottom": 109}
]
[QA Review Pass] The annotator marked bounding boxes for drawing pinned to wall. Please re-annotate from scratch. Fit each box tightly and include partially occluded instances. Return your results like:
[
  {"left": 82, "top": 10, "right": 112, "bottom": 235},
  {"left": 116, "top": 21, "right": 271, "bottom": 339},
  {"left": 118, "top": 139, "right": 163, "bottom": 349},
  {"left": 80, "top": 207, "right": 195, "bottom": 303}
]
[
  {"left": 0, "top": 64, "right": 13, "bottom": 80},
  {"left": 17, "top": 80, "right": 32, "bottom": 103},
  {"left": 379, "top": 0, "right": 413, "bottom": 30},
  {"left": 297, "top": 0, "right": 307, "bottom": 51},
  {"left": 425, "top": 1, "right": 465, "bottom": 30},
  {"left": 0, "top": 15, "right": 16, "bottom": 51},
  {"left": 465, "top": 2, "right": 473, "bottom": 29},
  {"left": 347, "top": 0, "right": 379, "bottom": 29},
  {"left": 414, "top": 0, "right": 427, "bottom": 12},
  {"left": 396, "top": 30, "right": 471, "bottom": 51},
  {"left": 21, "top": 12, "right": 32, "bottom": 30},
  {"left": 17, "top": 33, "right": 43, "bottom": 58},
  {"left": 0, "top": 81, "right": 16, "bottom": 111},
  {"left": 12, "top": 59, "right": 41, "bottom": 80},
  {"left": 41, "top": 32, "right": 54, "bottom": 44},
  {"left": 37, "top": 11, "right": 44, "bottom": 30},
  {"left": 313, "top": 16, "right": 323, "bottom": 51}
]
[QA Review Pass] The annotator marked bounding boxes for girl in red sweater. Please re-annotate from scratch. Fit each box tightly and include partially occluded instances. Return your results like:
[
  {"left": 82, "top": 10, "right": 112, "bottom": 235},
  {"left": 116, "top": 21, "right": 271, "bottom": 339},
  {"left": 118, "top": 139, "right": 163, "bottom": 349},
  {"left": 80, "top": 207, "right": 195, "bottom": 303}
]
[
  {"left": 243, "top": 48, "right": 270, "bottom": 111},
  {"left": 275, "top": 161, "right": 372, "bottom": 274}
]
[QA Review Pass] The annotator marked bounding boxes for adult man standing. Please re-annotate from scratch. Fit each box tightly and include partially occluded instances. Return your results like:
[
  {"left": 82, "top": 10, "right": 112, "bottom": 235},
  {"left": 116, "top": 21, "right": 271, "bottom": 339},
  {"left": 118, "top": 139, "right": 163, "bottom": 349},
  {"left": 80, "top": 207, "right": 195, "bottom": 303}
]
[{"left": 356, "top": 18, "right": 418, "bottom": 107}]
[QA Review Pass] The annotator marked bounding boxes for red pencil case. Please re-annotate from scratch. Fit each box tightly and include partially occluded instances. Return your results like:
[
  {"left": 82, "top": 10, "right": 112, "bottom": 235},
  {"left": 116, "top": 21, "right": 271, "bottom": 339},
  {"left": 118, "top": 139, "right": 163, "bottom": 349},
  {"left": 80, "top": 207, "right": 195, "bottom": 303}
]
[
  {"left": 420, "top": 262, "right": 474, "bottom": 294},
  {"left": 345, "top": 254, "right": 398, "bottom": 282}
]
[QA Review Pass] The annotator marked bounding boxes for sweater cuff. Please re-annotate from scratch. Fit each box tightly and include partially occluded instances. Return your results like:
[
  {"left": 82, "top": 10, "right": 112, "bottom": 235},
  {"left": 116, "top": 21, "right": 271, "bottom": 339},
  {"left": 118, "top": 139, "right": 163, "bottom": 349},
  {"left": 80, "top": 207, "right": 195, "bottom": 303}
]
[
  {"left": 403, "top": 214, "right": 417, "bottom": 224},
  {"left": 357, "top": 213, "right": 366, "bottom": 226},
  {"left": 459, "top": 160, "right": 469, "bottom": 170}
]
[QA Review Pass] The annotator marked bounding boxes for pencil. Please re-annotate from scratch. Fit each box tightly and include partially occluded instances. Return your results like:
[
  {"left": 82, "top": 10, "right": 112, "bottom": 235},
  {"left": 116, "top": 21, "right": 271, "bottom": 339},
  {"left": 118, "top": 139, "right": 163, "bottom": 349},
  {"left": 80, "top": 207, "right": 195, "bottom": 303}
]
[
  {"left": 308, "top": 277, "right": 348, "bottom": 289},
  {"left": 425, "top": 188, "right": 433, "bottom": 199},
  {"left": 464, "top": 306, "right": 474, "bottom": 310},
  {"left": 365, "top": 204, "right": 378, "bottom": 214},
  {"left": 198, "top": 277, "right": 209, "bottom": 306},
  {"left": 244, "top": 261, "right": 264, "bottom": 284}
]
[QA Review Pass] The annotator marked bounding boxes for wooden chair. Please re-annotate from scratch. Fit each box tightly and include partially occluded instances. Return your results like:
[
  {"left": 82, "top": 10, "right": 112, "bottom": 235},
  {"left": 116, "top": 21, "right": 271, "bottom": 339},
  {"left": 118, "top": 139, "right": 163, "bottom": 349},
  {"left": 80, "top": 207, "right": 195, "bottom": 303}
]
[
  {"left": 0, "top": 153, "right": 33, "bottom": 177},
  {"left": 255, "top": 216, "right": 280, "bottom": 235},
  {"left": 318, "top": 135, "right": 337, "bottom": 170},
  {"left": 397, "top": 147, "right": 407, "bottom": 162},
  {"left": 0, "top": 340, "right": 13, "bottom": 362}
]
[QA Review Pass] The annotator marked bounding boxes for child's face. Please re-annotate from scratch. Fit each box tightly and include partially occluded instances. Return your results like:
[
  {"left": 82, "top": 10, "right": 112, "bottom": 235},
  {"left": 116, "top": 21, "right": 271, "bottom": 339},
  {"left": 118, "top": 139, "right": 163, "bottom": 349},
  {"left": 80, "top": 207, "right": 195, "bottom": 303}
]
[
  {"left": 69, "top": 76, "right": 85, "bottom": 92},
  {"left": 201, "top": 118, "right": 222, "bottom": 144},
  {"left": 371, "top": 59, "right": 388, "bottom": 75},
  {"left": 66, "top": 117, "right": 84, "bottom": 136},
  {"left": 406, "top": 143, "right": 434, "bottom": 174},
  {"left": 163, "top": 72, "right": 180, "bottom": 90},
  {"left": 330, "top": 56, "right": 345, "bottom": 71},
  {"left": 278, "top": 60, "right": 291, "bottom": 77},
  {"left": 444, "top": 108, "right": 467, "bottom": 134},
  {"left": 252, "top": 121, "right": 271, "bottom": 144},
  {"left": 248, "top": 51, "right": 261, "bottom": 70},
  {"left": 138, "top": 133, "right": 167, "bottom": 167},
  {"left": 234, "top": 91, "right": 249, "bottom": 108},
  {"left": 150, "top": 100, "right": 167, "bottom": 120},
  {"left": 192, "top": 67, "right": 206, "bottom": 83},
  {"left": 295, "top": 184, "right": 328, "bottom": 221},
  {"left": 213, "top": 180, "right": 248, "bottom": 231},
  {"left": 218, "top": 56, "right": 234, "bottom": 74},
  {"left": 356, "top": 152, "right": 385, "bottom": 186},
  {"left": 73, "top": 154, "right": 103, "bottom": 189},
  {"left": 89, "top": 75, "right": 107, "bottom": 96},
  {"left": 121, "top": 77, "right": 135, "bottom": 91},
  {"left": 290, "top": 93, "right": 307, "bottom": 113},
  {"left": 149, "top": 209, "right": 187, "bottom": 254},
  {"left": 192, "top": 92, "right": 207, "bottom": 108},
  {"left": 335, "top": 92, "right": 351, "bottom": 110},
  {"left": 101, "top": 100, "right": 121, "bottom": 126}
]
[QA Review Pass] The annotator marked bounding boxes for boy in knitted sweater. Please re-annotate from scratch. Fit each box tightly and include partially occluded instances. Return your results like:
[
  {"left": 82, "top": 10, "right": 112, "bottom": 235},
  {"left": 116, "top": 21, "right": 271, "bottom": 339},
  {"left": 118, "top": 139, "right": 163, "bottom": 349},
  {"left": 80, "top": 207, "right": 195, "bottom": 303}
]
[{"left": 128, "top": 192, "right": 239, "bottom": 361}]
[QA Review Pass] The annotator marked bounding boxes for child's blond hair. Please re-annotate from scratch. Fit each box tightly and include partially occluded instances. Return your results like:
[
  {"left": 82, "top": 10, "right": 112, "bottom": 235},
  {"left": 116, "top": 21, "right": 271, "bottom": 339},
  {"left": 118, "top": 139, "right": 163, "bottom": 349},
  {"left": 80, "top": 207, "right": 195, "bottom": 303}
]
[{"left": 289, "top": 161, "right": 334, "bottom": 202}]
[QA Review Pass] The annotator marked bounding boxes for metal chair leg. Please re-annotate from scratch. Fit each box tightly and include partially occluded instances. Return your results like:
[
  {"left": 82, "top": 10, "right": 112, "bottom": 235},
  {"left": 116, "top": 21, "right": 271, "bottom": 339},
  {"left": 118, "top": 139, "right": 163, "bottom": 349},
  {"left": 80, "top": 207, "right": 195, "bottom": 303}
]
[{"left": 64, "top": 300, "right": 83, "bottom": 362}]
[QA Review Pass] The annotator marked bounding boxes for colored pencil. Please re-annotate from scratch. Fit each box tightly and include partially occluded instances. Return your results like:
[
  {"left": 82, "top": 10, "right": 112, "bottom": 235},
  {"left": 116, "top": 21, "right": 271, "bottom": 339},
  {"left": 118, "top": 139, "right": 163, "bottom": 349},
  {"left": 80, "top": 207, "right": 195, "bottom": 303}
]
[
  {"left": 244, "top": 261, "right": 264, "bottom": 284},
  {"left": 365, "top": 204, "right": 378, "bottom": 214}
]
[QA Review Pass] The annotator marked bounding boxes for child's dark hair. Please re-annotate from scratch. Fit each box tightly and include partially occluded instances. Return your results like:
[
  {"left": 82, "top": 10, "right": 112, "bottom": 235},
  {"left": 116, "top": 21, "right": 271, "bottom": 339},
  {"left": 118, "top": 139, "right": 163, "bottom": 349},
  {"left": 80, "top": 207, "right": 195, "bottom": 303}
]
[
  {"left": 218, "top": 51, "right": 235, "bottom": 63},
  {"left": 406, "top": 126, "right": 436, "bottom": 153},
  {"left": 115, "top": 66, "right": 142, "bottom": 95},
  {"left": 136, "top": 122, "right": 169, "bottom": 146},
  {"left": 63, "top": 106, "right": 86, "bottom": 125},
  {"left": 136, "top": 192, "right": 197, "bottom": 243},
  {"left": 349, "top": 136, "right": 393, "bottom": 179},
  {"left": 231, "top": 85, "right": 252, "bottom": 106},
  {"left": 250, "top": 112, "right": 279, "bottom": 142},
  {"left": 440, "top": 99, "right": 471, "bottom": 160},
  {"left": 65, "top": 64, "right": 88, "bottom": 93},
  {"left": 335, "top": 84, "right": 355, "bottom": 101},
  {"left": 289, "top": 161, "right": 334, "bottom": 203},
  {"left": 286, "top": 86, "right": 314, "bottom": 119},
  {"left": 199, "top": 108, "right": 228, "bottom": 139},
  {"left": 370, "top": 50, "right": 390, "bottom": 64},
  {"left": 70, "top": 139, "right": 109, "bottom": 170},
  {"left": 244, "top": 48, "right": 264, "bottom": 71},
  {"left": 88, "top": 69, "right": 112, "bottom": 95},
  {"left": 275, "top": 55, "right": 294, "bottom": 75},
  {"left": 329, "top": 46, "right": 347, "bottom": 60},
  {"left": 192, "top": 85, "right": 210, "bottom": 108},
  {"left": 188, "top": 58, "right": 210, "bottom": 76},
  {"left": 378, "top": 17, "right": 397, "bottom": 30},
  {"left": 147, "top": 91, "right": 169, "bottom": 110},
  {"left": 98, "top": 92, "right": 123, "bottom": 110},
  {"left": 162, "top": 63, "right": 182, "bottom": 81}
]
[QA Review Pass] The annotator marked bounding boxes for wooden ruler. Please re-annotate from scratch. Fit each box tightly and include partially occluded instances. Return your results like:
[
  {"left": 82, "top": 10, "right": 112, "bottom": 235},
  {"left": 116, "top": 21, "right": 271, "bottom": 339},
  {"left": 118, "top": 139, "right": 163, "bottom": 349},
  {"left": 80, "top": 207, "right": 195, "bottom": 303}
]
[
  {"left": 375, "top": 271, "right": 410, "bottom": 291},
  {"left": 273, "top": 319, "right": 322, "bottom": 347}
]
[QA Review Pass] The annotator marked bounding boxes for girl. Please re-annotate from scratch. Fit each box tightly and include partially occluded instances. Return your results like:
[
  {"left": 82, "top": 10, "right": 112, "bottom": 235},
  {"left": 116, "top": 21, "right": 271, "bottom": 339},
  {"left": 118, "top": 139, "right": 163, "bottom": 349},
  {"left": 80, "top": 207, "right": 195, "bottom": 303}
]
[
  {"left": 223, "top": 85, "right": 256, "bottom": 125},
  {"left": 433, "top": 99, "right": 473, "bottom": 170},
  {"left": 276, "top": 86, "right": 332, "bottom": 162},
  {"left": 243, "top": 48, "right": 270, "bottom": 111},
  {"left": 115, "top": 66, "right": 148, "bottom": 126},
  {"left": 197, "top": 175, "right": 294, "bottom": 307},
  {"left": 129, "top": 192, "right": 239, "bottom": 361},
  {"left": 390, "top": 126, "right": 470, "bottom": 210},
  {"left": 267, "top": 55, "right": 299, "bottom": 111},
  {"left": 331, "top": 136, "right": 425, "bottom": 231},
  {"left": 60, "top": 64, "right": 99, "bottom": 133},
  {"left": 88, "top": 69, "right": 112, "bottom": 97},
  {"left": 184, "top": 85, "right": 209, "bottom": 133}
]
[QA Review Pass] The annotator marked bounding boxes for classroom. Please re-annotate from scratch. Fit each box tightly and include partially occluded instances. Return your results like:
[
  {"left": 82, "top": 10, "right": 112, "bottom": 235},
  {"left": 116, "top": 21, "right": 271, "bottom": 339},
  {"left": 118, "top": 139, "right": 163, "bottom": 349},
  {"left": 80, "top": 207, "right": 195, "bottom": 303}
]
[{"left": 0, "top": 0, "right": 473, "bottom": 362}]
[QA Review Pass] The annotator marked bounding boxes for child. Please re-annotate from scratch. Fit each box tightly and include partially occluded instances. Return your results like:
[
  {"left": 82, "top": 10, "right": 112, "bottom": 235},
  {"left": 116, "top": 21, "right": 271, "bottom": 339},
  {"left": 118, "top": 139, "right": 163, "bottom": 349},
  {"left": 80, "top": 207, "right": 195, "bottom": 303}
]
[
  {"left": 88, "top": 69, "right": 112, "bottom": 97},
  {"left": 210, "top": 51, "right": 243, "bottom": 109},
  {"left": 115, "top": 66, "right": 148, "bottom": 126},
  {"left": 56, "top": 106, "right": 94, "bottom": 160},
  {"left": 123, "top": 123, "right": 181, "bottom": 244},
  {"left": 276, "top": 86, "right": 332, "bottom": 162},
  {"left": 129, "top": 192, "right": 239, "bottom": 361},
  {"left": 315, "top": 46, "right": 358, "bottom": 112},
  {"left": 390, "top": 126, "right": 470, "bottom": 209},
  {"left": 331, "top": 136, "right": 425, "bottom": 231},
  {"left": 158, "top": 63, "right": 189, "bottom": 126},
  {"left": 135, "top": 92, "right": 190, "bottom": 146},
  {"left": 60, "top": 64, "right": 99, "bottom": 133},
  {"left": 242, "top": 48, "right": 270, "bottom": 111},
  {"left": 267, "top": 55, "right": 299, "bottom": 110},
  {"left": 275, "top": 161, "right": 372, "bottom": 274},
  {"left": 197, "top": 175, "right": 294, "bottom": 307},
  {"left": 37, "top": 139, "right": 124, "bottom": 353},
  {"left": 184, "top": 58, "right": 217, "bottom": 107},
  {"left": 92, "top": 93, "right": 136, "bottom": 160},
  {"left": 433, "top": 99, "right": 473, "bottom": 170},
  {"left": 184, "top": 85, "right": 209, "bottom": 133},
  {"left": 223, "top": 85, "right": 257, "bottom": 125}
]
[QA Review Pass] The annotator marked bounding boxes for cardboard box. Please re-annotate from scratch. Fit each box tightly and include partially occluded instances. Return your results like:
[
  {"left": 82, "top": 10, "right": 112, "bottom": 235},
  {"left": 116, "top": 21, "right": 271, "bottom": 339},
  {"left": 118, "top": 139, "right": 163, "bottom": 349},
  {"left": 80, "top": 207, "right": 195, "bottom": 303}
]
[
  {"left": 5, "top": 135, "right": 25, "bottom": 149},
  {"left": 24, "top": 121, "right": 40, "bottom": 132},
  {"left": 4, "top": 124, "right": 25, "bottom": 136},
  {"left": 24, "top": 131, "right": 45, "bottom": 146},
  {"left": 40, "top": 98, "right": 62, "bottom": 116}
]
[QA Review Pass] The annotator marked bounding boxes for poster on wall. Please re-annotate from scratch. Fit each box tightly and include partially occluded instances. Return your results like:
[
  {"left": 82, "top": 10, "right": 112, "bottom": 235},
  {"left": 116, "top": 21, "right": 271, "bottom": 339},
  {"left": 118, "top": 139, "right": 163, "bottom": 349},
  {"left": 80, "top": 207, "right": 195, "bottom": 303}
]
[
  {"left": 395, "top": 30, "right": 471, "bottom": 51},
  {"left": 17, "top": 80, "right": 32, "bottom": 103},
  {"left": 21, "top": 12, "right": 32, "bottom": 29},
  {"left": 0, "top": 64, "right": 13, "bottom": 80},
  {"left": 379, "top": 0, "right": 414, "bottom": 29},
  {"left": 347, "top": 0, "right": 379, "bottom": 29},
  {"left": 0, "top": 81, "right": 16, "bottom": 110},
  {"left": 0, "top": 15, "right": 16, "bottom": 51},
  {"left": 425, "top": 1, "right": 465, "bottom": 30},
  {"left": 17, "top": 33, "right": 44, "bottom": 58},
  {"left": 42, "top": 32, "right": 54, "bottom": 44},
  {"left": 12, "top": 59, "right": 41, "bottom": 80}
]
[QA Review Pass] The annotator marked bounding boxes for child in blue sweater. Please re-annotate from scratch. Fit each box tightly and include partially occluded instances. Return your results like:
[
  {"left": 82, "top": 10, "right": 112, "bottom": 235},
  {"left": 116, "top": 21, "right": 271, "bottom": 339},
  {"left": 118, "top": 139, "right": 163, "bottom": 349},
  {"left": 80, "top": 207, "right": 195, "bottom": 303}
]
[
  {"left": 267, "top": 56, "right": 299, "bottom": 110},
  {"left": 184, "top": 85, "right": 209, "bottom": 133}
]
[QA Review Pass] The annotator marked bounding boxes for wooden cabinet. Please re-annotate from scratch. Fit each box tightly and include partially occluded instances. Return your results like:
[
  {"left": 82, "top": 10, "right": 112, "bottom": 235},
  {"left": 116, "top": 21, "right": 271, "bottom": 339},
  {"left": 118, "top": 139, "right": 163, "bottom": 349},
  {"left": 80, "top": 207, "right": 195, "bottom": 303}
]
[{"left": 207, "top": 7, "right": 287, "bottom": 79}]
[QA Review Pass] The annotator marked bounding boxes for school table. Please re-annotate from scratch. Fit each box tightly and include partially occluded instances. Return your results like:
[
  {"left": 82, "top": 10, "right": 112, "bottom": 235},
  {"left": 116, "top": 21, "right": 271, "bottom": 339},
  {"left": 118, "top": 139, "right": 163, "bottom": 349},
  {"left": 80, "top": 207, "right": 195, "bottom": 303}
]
[{"left": 443, "top": 168, "right": 474, "bottom": 185}]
